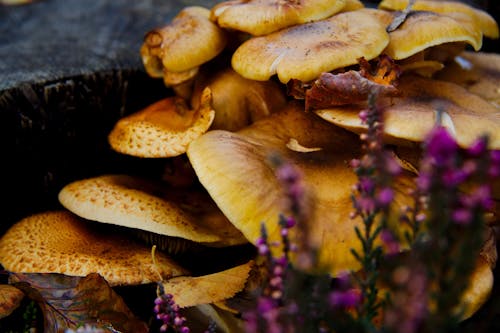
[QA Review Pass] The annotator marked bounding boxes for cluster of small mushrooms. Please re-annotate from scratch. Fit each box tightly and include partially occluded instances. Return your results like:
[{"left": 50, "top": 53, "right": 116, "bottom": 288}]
[{"left": 2, "top": 0, "right": 500, "bottom": 329}]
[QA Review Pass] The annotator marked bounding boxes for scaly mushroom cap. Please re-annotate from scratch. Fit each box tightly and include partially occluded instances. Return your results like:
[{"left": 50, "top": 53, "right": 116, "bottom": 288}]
[
  {"left": 379, "top": 0, "right": 499, "bottom": 39},
  {"left": 190, "top": 67, "right": 287, "bottom": 131},
  {"left": 58, "top": 174, "right": 247, "bottom": 247},
  {"left": 435, "top": 51, "right": 500, "bottom": 107},
  {"left": 187, "top": 102, "right": 414, "bottom": 276},
  {"left": 0, "top": 211, "right": 187, "bottom": 286},
  {"left": 210, "top": 0, "right": 347, "bottom": 36},
  {"left": 108, "top": 88, "right": 215, "bottom": 158},
  {"left": 141, "top": 6, "right": 227, "bottom": 74},
  {"left": 231, "top": 10, "right": 390, "bottom": 83},
  {"left": 161, "top": 261, "right": 253, "bottom": 308},
  {"left": 383, "top": 10, "right": 482, "bottom": 60},
  {"left": 314, "top": 75, "right": 500, "bottom": 148}
]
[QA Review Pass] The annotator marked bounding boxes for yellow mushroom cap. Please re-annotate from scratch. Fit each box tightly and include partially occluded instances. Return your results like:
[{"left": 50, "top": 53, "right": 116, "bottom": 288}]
[
  {"left": 58, "top": 174, "right": 247, "bottom": 247},
  {"left": 379, "top": 0, "right": 499, "bottom": 39},
  {"left": 231, "top": 10, "right": 389, "bottom": 83},
  {"left": 190, "top": 67, "right": 287, "bottom": 131},
  {"left": 383, "top": 10, "right": 483, "bottom": 60},
  {"left": 160, "top": 261, "right": 253, "bottom": 308},
  {"left": 108, "top": 88, "right": 215, "bottom": 158},
  {"left": 435, "top": 51, "right": 500, "bottom": 107},
  {"left": 187, "top": 102, "right": 414, "bottom": 276},
  {"left": 339, "top": 0, "right": 365, "bottom": 12},
  {"left": 0, "top": 211, "right": 187, "bottom": 286},
  {"left": 141, "top": 6, "right": 227, "bottom": 74},
  {"left": 315, "top": 75, "right": 500, "bottom": 148},
  {"left": 458, "top": 226, "right": 497, "bottom": 320},
  {"left": 210, "top": 0, "right": 346, "bottom": 36}
]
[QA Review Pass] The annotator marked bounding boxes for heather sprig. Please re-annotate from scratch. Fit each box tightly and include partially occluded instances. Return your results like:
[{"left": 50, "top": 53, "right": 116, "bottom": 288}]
[
  {"left": 349, "top": 91, "right": 402, "bottom": 327},
  {"left": 409, "top": 128, "right": 498, "bottom": 332},
  {"left": 154, "top": 283, "right": 190, "bottom": 333}
]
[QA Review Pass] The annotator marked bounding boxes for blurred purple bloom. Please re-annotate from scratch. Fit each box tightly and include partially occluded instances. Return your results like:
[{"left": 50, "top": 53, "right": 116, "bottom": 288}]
[
  {"left": 329, "top": 289, "right": 362, "bottom": 308},
  {"left": 452, "top": 208, "right": 472, "bottom": 225},
  {"left": 377, "top": 187, "right": 394, "bottom": 207},
  {"left": 425, "top": 127, "right": 458, "bottom": 165},
  {"left": 467, "top": 137, "right": 488, "bottom": 157},
  {"left": 380, "top": 229, "right": 400, "bottom": 255}
]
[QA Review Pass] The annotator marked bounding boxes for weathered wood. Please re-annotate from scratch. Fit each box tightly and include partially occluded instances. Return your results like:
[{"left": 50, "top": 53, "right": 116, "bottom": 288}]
[
  {"left": 0, "top": 0, "right": 219, "bottom": 90},
  {"left": 0, "top": 0, "right": 219, "bottom": 234}
]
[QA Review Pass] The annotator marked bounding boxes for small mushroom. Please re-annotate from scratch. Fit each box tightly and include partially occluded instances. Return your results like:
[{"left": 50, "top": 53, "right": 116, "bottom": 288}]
[
  {"left": 379, "top": 0, "right": 499, "bottom": 39},
  {"left": 190, "top": 67, "right": 287, "bottom": 131},
  {"left": 187, "top": 102, "right": 415, "bottom": 276},
  {"left": 108, "top": 88, "right": 215, "bottom": 158},
  {"left": 382, "top": 10, "right": 482, "bottom": 61},
  {"left": 435, "top": 51, "right": 500, "bottom": 107},
  {"left": 315, "top": 75, "right": 500, "bottom": 148},
  {"left": 160, "top": 261, "right": 253, "bottom": 308},
  {"left": 210, "top": 0, "right": 347, "bottom": 36},
  {"left": 0, "top": 211, "right": 187, "bottom": 286},
  {"left": 141, "top": 6, "right": 227, "bottom": 75},
  {"left": 58, "top": 174, "right": 248, "bottom": 250},
  {"left": 231, "top": 9, "right": 390, "bottom": 83}
]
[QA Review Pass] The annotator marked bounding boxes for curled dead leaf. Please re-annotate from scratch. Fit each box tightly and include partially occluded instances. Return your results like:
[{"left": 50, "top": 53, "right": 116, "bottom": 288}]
[
  {"left": 0, "top": 284, "right": 24, "bottom": 319},
  {"left": 9, "top": 273, "right": 148, "bottom": 333}
]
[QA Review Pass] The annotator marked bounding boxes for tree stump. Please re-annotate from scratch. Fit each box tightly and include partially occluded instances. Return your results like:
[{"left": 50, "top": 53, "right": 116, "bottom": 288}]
[{"left": 0, "top": 0, "right": 218, "bottom": 234}]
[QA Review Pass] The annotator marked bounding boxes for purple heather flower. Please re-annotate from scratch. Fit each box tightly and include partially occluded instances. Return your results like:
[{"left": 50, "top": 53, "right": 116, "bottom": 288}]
[
  {"left": 384, "top": 152, "right": 403, "bottom": 176},
  {"left": 380, "top": 229, "right": 400, "bottom": 255},
  {"left": 467, "top": 137, "right": 488, "bottom": 157},
  {"left": 359, "top": 177, "right": 375, "bottom": 193},
  {"left": 424, "top": 127, "right": 458, "bottom": 165},
  {"left": 355, "top": 197, "right": 376, "bottom": 215},
  {"left": 329, "top": 289, "right": 362, "bottom": 308},
  {"left": 489, "top": 150, "right": 500, "bottom": 177},
  {"left": 154, "top": 288, "right": 190, "bottom": 333},
  {"left": 377, "top": 187, "right": 394, "bottom": 207},
  {"left": 452, "top": 208, "right": 472, "bottom": 225},
  {"left": 467, "top": 185, "right": 494, "bottom": 210},
  {"left": 441, "top": 169, "right": 468, "bottom": 188},
  {"left": 359, "top": 109, "right": 369, "bottom": 123}
]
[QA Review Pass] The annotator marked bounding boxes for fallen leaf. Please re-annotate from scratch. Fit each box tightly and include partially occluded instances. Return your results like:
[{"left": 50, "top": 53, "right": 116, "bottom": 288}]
[
  {"left": 289, "top": 56, "right": 400, "bottom": 111},
  {"left": 10, "top": 272, "right": 148, "bottom": 333},
  {"left": 0, "top": 284, "right": 24, "bottom": 319}
]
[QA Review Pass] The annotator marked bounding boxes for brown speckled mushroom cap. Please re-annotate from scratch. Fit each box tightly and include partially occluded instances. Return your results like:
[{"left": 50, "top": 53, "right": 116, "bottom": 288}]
[
  {"left": 58, "top": 174, "right": 248, "bottom": 247},
  {"left": 435, "top": 51, "right": 500, "bottom": 108},
  {"left": 379, "top": 0, "right": 499, "bottom": 39},
  {"left": 0, "top": 211, "right": 187, "bottom": 286},
  {"left": 190, "top": 67, "right": 287, "bottom": 131},
  {"left": 187, "top": 102, "right": 415, "bottom": 276},
  {"left": 108, "top": 88, "right": 215, "bottom": 158},
  {"left": 210, "top": 0, "right": 347, "bottom": 36},
  {"left": 161, "top": 261, "right": 253, "bottom": 308},
  {"left": 315, "top": 75, "right": 500, "bottom": 149},
  {"left": 141, "top": 6, "right": 227, "bottom": 75},
  {"left": 382, "top": 10, "right": 483, "bottom": 60},
  {"left": 231, "top": 10, "right": 389, "bottom": 83}
]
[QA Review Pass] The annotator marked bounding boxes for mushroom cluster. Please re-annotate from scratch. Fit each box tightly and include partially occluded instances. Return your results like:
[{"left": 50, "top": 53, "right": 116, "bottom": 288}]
[{"left": 1, "top": 0, "right": 500, "bottom": 329}]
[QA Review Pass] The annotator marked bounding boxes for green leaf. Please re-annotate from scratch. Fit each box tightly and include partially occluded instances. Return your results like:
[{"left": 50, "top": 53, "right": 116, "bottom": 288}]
[{"left": 9, "top": 272, "right": 148, "bottom": 333}]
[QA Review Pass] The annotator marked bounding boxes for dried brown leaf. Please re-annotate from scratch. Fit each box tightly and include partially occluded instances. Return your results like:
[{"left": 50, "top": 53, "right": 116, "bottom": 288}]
[
  {"left": 291, "top": 56, "right": 401, "bottom": 111},
  {"left": 0, "top": 284, "right": 24, "bottom": 319},
  {"left": 10, "top": 272, "right": 148, "bottom": 333}
]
